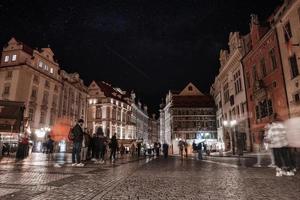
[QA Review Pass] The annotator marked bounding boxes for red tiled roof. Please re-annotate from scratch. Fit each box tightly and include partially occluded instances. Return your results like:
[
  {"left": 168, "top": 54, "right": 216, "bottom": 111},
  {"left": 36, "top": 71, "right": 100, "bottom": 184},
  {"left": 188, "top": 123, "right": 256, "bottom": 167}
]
[{"left": 171, "top": 95, "right": 215, "bottom": 108}]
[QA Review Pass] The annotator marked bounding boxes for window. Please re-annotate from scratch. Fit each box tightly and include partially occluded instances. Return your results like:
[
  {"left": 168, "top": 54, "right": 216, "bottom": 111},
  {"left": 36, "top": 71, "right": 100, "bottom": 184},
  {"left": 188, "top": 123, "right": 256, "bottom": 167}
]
[
  {"left": 289, "top": 54, "right": 299, "bottom": 79},
  {"left": 260, "top": 58, "right": 267, "bottom": 77},
  {"left": 40, "top": 111, "right": 46, "bottom": 124},
  {"left": 28, "top": 108, "right": 35, "bottom": 122},
  {"left": 31, "top": 88, "right": 37, "bottom": 98},
  {"left": 50, "top": 68, "right": 54, "bottom": 74},
  {"left": 283, "top": 22, "right": 292, "bottom": 42},
  {"left": 246, "top": 72, "right": 251, "bottom": 88},
  {"left": 3, "top": 85, "right": 10, "bottom": 95},
  {"left": 44, "top": 64, "right": 49, "bottom": 71},
  {"left": 96, "top": 107, "right": 102, "bottom": 119},
  {"left": 33, "top": 75, "right": 39, "bottom": 83},
  {"left": 42, "top": 91, "right": 49, "bottom": 105},
  {"left": 38, "top": 61, "right": 43, "bottom": 68},
  {"left": 269, "top": 49, "right": 277, "bottom": 70},
  {"left": 223, "top": 82, "right": 229, "bottom": 103},
  {"left": 54, "top": 85, "right": 58, "bottom": 92},
  {"left": 295, "top": 93, "right": 300, "bottom": 103},
  {"left": 45, "top": 80, "right": 50, "bottom": 88},
  {"left": 6, "top": 71, "right": 13, "bottom": 79},
  {"left": 234, "top": 70, "right": 242, "bottom": 94},
  {"left": 188, "top": 86, "right": 193, "bottom": 91},
  {"left": 4, "top": 55, "right": 9, "bottom": 62},
  {"left": 12, "top": 54, "right": 17, "bottom": 61},
  {"left": 256, "top": 99, "right": 273, "bottom": 120}
]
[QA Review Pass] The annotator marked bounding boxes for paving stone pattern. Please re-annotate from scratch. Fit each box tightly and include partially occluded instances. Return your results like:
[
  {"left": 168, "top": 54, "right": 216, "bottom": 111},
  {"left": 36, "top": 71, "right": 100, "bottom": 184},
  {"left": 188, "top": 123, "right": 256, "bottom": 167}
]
[{"left": 0, "top": 153, "right": 299, "bottom": 200}]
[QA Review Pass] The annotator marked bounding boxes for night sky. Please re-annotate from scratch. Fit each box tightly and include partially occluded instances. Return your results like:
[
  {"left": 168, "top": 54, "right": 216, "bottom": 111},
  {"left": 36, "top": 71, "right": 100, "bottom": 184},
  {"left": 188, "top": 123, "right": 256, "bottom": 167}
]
[{"left": 0, "top": 0, "right": 282, "bottom": 114}]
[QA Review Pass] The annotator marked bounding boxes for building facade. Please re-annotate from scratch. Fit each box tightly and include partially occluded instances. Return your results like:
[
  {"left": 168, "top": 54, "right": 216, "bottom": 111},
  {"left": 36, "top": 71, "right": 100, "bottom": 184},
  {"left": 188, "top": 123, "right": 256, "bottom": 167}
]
[
  {"left": 273, "top": 0, "right": 300, "bottom": 117},
  {"left": 160, "top": 83, "right": 216, "bottom": 154},
  {"left": 0, "top": 38, "right": 88, "bottom": 148},
  {"left": 242, "top": 15, "right": 289, "bottom": 151},
  {"left": 210, "top": 32, "right": 252, "bottom": 153},
  {"left": 148, "top": 114, "right": 160, "bottom": 145},
  {"left": 0, "top": 38, "right": 61, "bottom": 133},
  {"left": 59, "top": 70, "right": 88, "bottom": 125},
  {"left": 87, "top": 81, "right": 149, "bottom": 145}
]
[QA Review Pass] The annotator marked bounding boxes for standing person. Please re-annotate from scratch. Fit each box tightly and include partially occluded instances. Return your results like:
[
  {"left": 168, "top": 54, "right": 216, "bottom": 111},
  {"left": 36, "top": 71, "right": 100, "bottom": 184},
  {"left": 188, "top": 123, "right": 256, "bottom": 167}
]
[
  {"left": 178, "top": 140, "right": 184, "bottom": 158},
  {"left": 91, "top": 133, "right": 98, "bottom": 161},
  {"left": 109, "top": 134, "right": 118, "bottom": 161},
  {"left": 97, "top": 127, "right": 106, "bottom": 164},
  {"left": 69, "top": 119, "right": 84, "bottom": 167},
  {"left": 120, "top": 143, "right": 125, "bottom": 158},
  {"left": 130, "top": 142, "right": 136, "bottom": 157},
  {"left": 81, "top": 129, "right": 90, "bottom": 162},
  {"left": 264, "top": 115, "right": 294, "bottom": 176},
  {"left": 197, "top": 142, "right": 203, "bottom": 160},
  {"left": 137, "top": 142, "right": 141, "bottom": 157},
  {"left": 162, "top": 143, "right": 169, "bottom": 158},
  {"left": 184, "top": 141, "right": 188, "bottom": 157},
  {"left": 264, "top": 123, "right": 276, "bottom": 168},
  {"left": 0, "top": 134, "right": 3, "bottom": 158}
]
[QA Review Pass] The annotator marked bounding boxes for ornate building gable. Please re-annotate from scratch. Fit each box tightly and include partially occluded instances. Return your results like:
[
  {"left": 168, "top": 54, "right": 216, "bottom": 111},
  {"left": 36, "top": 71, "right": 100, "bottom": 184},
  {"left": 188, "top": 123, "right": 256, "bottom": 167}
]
[
  {"left": 179, "top": 82, "right": 204, "bottom": 96},
  {"left": 228, "top": 32, "right": 242, "bottom": 53},
  {"left": 38, "top": 47, "right": 56, "bottom": 64},
  {"left": 219, "top": 49, "right": 229, "bottom": 68}
]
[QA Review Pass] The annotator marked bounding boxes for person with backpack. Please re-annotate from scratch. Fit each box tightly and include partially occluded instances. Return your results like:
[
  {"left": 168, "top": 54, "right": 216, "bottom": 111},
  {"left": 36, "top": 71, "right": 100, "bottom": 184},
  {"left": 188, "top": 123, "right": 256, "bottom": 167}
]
[{"left": 69, "top": 119, "right": 84, "bottom": 167}]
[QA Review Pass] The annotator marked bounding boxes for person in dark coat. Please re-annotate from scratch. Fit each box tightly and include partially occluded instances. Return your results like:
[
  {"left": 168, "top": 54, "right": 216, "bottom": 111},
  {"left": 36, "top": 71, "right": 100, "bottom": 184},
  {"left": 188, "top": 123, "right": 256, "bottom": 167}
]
[
  {"left": 71, "top": 119, "right": 84, "bottom": 166},
  {"left": 197, "top": 142, "right": 203, "bottom": 160},
  {"left": 109, "top": 134, "right": 118, "bottom": 161},
  {"left": 162, "top": 143, "right": 169, "bottom": 158}
]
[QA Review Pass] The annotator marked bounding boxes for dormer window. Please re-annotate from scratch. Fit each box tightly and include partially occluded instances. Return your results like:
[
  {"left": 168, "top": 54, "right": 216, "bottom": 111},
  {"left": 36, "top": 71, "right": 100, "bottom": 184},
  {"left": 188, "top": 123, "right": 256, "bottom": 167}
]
[
  {"left": 38, "top": 61, "right": 43, "bottom": 68},
  {"left": 44, "top": 64, "right": 49, "bottom": 71},
  {"left": 4, "top": 55, "right": 9, "bottom": 62},
  {"left": 12, "top": 54, "right": 17, "bottom": 61},
  {"left": 188, "top": 86, "right": 193, "bottom": 91}
]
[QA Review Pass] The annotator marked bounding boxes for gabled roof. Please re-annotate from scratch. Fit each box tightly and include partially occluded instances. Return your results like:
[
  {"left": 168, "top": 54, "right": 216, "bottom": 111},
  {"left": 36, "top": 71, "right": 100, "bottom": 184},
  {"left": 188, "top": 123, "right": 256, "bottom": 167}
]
[
  {"left": 179, "top": 82, "right": 204, "bottom": 96},
  {"left": 94, "top": 81, "right": 130, "bottom": 103},
  {"left": 5, "top": 37, "right": 33, "bottom": 55}
]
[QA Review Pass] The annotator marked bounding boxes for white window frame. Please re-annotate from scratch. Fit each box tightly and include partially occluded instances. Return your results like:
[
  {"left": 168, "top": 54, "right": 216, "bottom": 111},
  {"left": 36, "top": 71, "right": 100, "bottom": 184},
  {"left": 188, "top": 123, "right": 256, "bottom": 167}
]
[
  {"left": 38, "top": 61, "right": 43, "bottom": 68},
  {"left": 4, "top": 55, "right": 9, "bottom": 62},
  {"left": 12, "top": 54, "right": 17, "bottom": 61}
]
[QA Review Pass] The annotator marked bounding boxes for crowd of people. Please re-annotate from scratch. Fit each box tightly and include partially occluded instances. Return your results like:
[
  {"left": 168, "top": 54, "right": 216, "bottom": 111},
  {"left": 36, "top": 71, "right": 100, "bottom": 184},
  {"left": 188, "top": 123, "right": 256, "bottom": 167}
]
[{"left": 68, "top": 119, "right": 169, "bottom": 167}]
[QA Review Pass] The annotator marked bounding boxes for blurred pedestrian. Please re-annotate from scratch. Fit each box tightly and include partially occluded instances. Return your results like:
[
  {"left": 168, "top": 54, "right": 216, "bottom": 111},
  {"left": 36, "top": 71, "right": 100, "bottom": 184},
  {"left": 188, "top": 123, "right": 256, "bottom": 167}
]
[
  {"left": 264, "top": 115, "right": 294, "bottom": 176},
  {"left": 130, "top": 142, "right": 136, "bottom": 157},
  {"left": 197, "top": 142, "right": 203, "bottom": 160},
  {"left": 120, "top": 143, "right": 125, "bottom": 158},
  {"left": 81, "top": 129, "right": 90, "bottom": 162},
  {"left": 163, "top": 143, "right": 169, "bottom": 158}
]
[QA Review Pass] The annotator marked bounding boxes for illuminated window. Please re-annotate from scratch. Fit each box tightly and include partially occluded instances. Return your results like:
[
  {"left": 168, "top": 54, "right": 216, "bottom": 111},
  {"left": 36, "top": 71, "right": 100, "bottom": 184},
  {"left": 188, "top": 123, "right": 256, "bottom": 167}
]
[
  {"left": 4, "top": 55, "right": 9, "bottom": 62},
  {"left": 44, "top": 64, "right": 49, "bottom": 71},
  {"left": 12, "top": 54, "right": 17, "bottom": 61},
  {"left": 50, "top": 68, "right": 54, "bottom": 74},
  {"left": 38, "top": 61, "right": 43, "bottom": 68}
]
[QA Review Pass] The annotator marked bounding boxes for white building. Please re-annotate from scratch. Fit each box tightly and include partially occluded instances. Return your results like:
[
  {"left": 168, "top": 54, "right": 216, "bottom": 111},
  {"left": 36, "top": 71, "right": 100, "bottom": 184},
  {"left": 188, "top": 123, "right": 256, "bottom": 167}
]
[
  {"left": 160, "top": 83, "right": 216, "bottom": 154},
  {"left": 210, "top": 32, "right": 252, "bottom": 153}
]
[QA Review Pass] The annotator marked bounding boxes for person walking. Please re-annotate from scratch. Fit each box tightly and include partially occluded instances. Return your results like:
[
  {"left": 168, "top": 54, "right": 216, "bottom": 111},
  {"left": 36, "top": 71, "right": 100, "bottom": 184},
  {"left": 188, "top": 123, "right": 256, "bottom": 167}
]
[
  {"left": 162, "top": 143, "right": 169, "bottom": 158},
  {"left": 97, "top": 128, "right": 106, "bottom": 164},
  {"left": 130, "top": 142, "right": 136, "bottom": 157},
  {"left": 137, "top": 142, "right": 141, "bottom": 157},
  {"left": 0, "top": 134, "right": 3, "bottom": 158},
  {"left": 178, "top": 140, "right": 184, "bottom": 158},
  {"left": 109, "top": 134, "right": 118, "bottom": 162},
  {"left": 184, "top": 141, "right": 188, "bottom": 157},
  {"left": 70, "top": 119, "right": 84, "bottom": 167},
  {"left": 264, "top": 115, "right": 294, "bottom": 176},
  {"left": 197, "top": 142, "right": 203, "bottom": 160}
]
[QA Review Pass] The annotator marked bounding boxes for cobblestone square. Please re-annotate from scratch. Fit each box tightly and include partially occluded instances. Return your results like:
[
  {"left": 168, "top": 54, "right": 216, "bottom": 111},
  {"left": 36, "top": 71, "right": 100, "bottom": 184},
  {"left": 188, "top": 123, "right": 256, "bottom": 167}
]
[{"left": 0, "top": 153, "right": 299, "bottom": 200}]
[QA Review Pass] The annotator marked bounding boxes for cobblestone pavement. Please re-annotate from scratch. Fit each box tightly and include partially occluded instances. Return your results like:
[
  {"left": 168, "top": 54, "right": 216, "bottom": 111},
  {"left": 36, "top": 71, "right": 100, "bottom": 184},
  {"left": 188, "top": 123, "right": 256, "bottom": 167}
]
[{"left": 0, "top": 153, "right": 299, "bottom": 200}]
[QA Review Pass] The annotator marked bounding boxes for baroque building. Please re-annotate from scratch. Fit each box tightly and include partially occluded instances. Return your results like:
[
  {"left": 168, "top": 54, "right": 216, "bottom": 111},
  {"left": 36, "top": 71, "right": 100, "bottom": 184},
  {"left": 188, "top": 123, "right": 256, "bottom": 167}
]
[
  {"left": 160, "top": 83, "right": 216, "bottom": 154},
  {"left": 242, "top": 15, "right": 289, "bottom": 151},
  {"left": 0, "top": 38, "right": 88, "bottom": 146},
  {"left": 87, "top": 81, "right": 149, "bottom": 144},
  {"left": 210, "top": 32, "right": 252, "bottom": 154}
]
